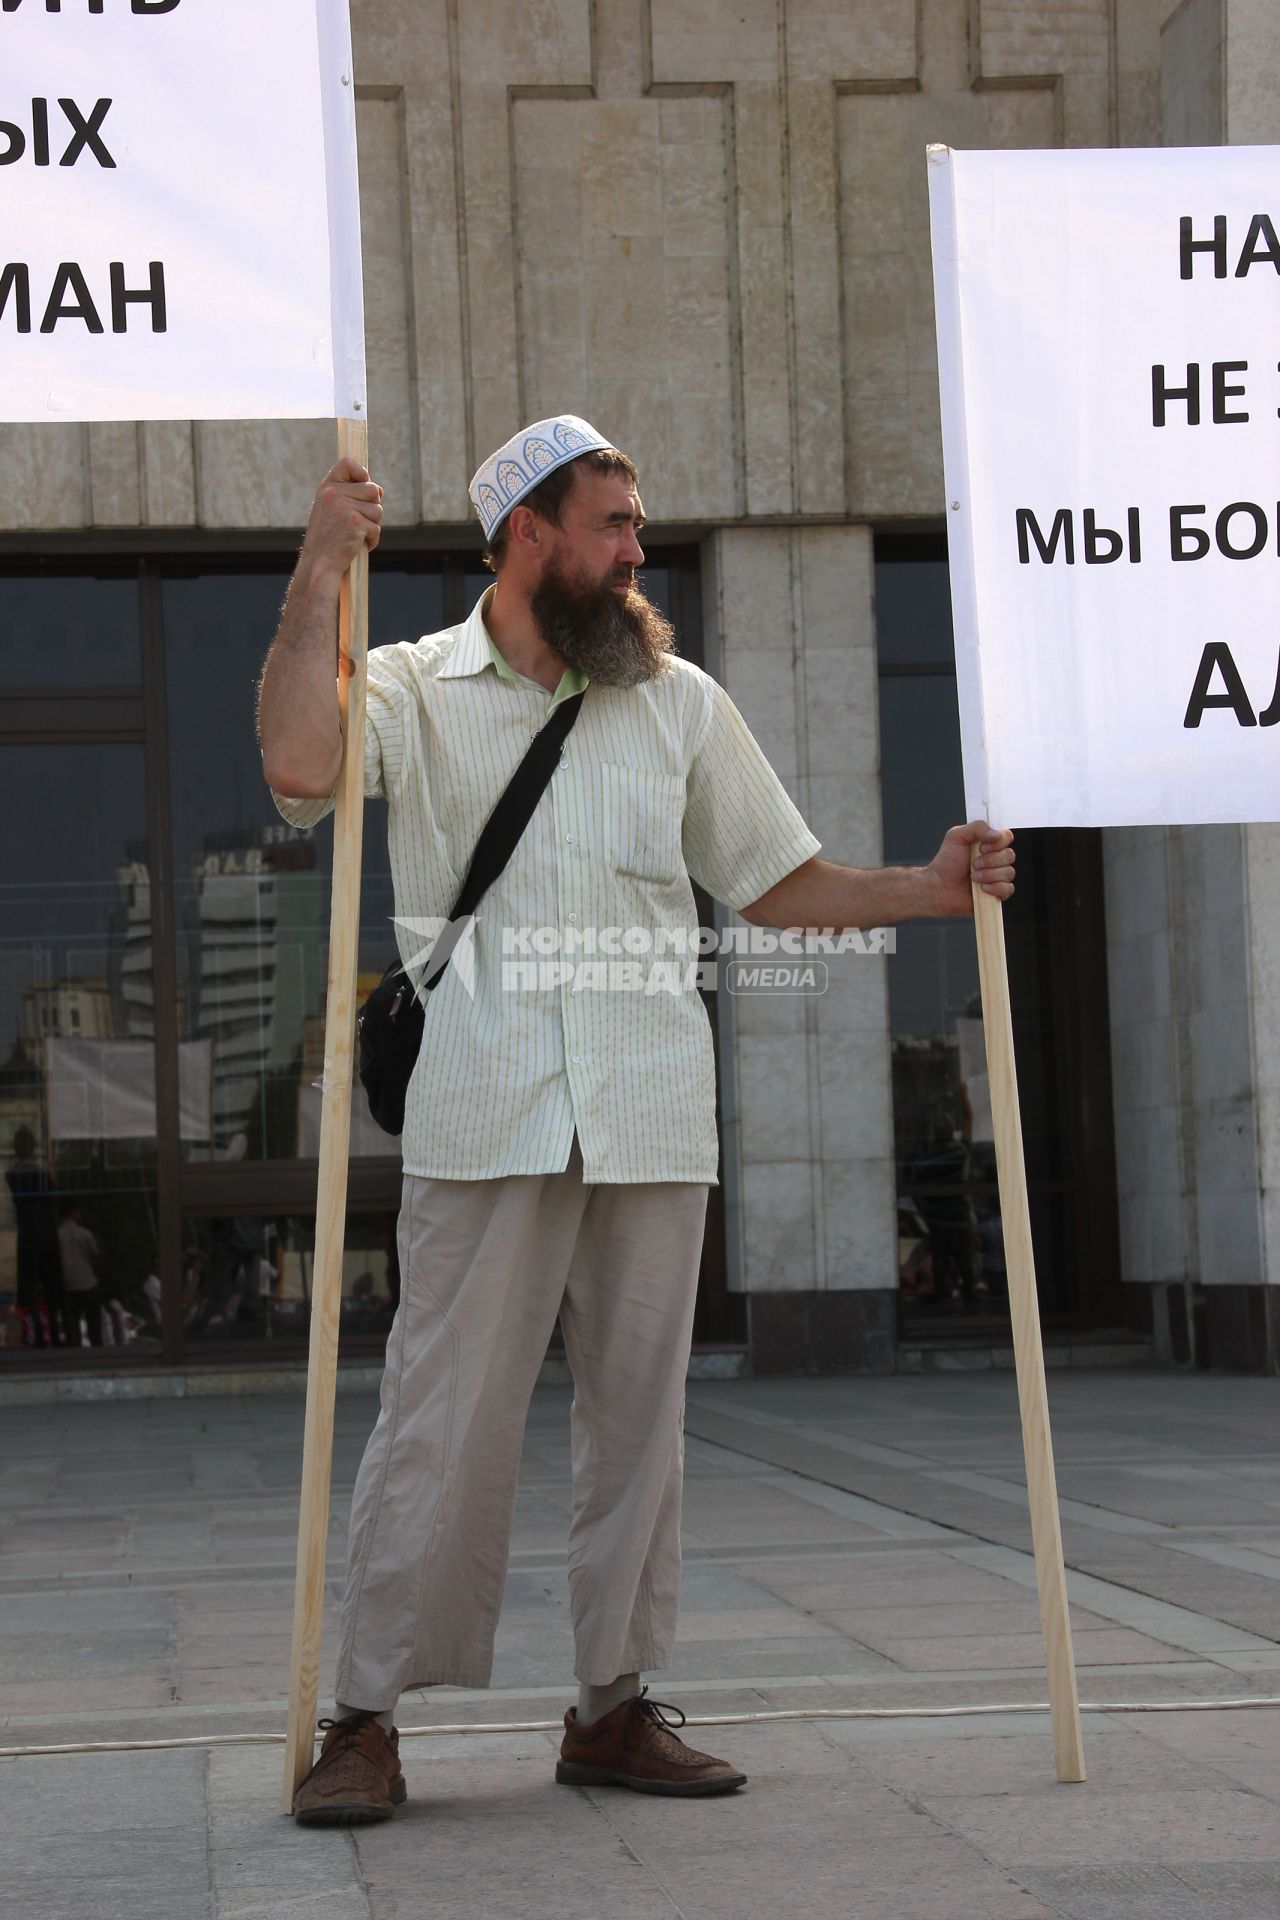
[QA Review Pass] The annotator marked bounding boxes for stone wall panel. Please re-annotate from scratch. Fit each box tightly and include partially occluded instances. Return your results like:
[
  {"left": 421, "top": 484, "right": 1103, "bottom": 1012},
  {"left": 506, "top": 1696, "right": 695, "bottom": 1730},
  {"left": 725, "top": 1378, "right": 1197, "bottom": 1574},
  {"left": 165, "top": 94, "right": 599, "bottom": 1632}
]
[
  {"left": 838, "top": 81, "right": 1056, "bottom": 516},
  {"left": 139, "top": 425, "right": 197, "bottom": 528},
  {"left": 402, "top": 80, "right": 471, "bottom": 521},
  {"left": 0, "top": 428, "right": 88, "bottom": 531},
  {"left": 88, "top": 424, "right": 142, "bottom": 530},
  {"left": 975, "top": 0, "right": 1113, "bottom": 145},
  {"left": 355, "top": 94, "right": 418, "bottom": 523}
]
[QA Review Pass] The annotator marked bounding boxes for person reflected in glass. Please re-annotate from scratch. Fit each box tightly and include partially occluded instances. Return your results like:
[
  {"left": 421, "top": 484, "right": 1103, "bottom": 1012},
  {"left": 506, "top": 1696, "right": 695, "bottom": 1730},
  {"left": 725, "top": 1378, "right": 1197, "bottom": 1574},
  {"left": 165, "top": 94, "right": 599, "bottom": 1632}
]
[
  {"left": 190, "top": 1217, "right": 265, "bottom": 1334},
  {"left": 57, "top": 1202, "right": 106, "bottom": 1349},
  {"left": 906, "top": 1082, "right": 983, "bottom": 1305},
  {"left": 6, "top": 1128, "right": 73, "bottom": 1349},
  {"left": 143, "top": 1253, "right": 164, "bottom": 1332},
  {"left": 181, "top": 1244, "right": 205, "bottom": 1323}
]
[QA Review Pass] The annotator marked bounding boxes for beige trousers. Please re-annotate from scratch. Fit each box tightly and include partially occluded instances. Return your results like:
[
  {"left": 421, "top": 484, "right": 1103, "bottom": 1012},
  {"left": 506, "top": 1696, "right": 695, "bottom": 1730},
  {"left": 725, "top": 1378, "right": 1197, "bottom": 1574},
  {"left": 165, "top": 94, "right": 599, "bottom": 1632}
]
[{"left": 335, "top": 1139, "right": 708, "bottom": 1707}]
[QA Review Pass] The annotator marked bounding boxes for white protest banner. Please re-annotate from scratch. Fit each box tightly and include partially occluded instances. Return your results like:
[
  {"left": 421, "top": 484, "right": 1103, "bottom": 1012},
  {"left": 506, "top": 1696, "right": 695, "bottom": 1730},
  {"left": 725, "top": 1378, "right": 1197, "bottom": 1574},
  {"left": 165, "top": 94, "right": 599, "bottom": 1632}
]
[
  {"left": 929, "top": 145, "right": 1280, "bottom": 829},
  {"left": 0, "top": 0, "right": 364, "bottom": 423},
  {"left": 1, "top": 2, "right": 370, "bottom": 1802}
]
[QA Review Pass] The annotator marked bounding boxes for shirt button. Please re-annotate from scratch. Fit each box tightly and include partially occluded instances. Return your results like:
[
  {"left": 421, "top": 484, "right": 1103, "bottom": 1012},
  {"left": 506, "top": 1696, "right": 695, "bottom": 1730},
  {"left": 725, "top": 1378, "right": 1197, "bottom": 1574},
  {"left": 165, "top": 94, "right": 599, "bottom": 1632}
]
[
  {"left": 567, "top": 911, "right": 579, "bottom": 923},
  {"left": 565, "top": 832, "right": 576, "bottom": 846},
  {"left": 571, "top": 1055, "right": 583, "bottom": 1066}
]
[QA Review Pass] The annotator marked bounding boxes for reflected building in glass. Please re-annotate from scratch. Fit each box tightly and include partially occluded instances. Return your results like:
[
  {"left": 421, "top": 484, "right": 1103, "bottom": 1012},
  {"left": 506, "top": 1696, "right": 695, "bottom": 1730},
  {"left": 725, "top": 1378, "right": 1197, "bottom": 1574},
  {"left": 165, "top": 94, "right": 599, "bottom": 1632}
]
[{"left": 190, "top": 842, "right": 279, "bottom": 1158}]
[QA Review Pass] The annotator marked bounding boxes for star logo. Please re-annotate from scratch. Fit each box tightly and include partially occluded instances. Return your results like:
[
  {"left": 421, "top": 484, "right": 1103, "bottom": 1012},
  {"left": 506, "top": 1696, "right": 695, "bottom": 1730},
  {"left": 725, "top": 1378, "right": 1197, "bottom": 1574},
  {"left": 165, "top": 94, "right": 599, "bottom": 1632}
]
[{"left": 390, "top": 912, "right": 479, "bottom": 1001}]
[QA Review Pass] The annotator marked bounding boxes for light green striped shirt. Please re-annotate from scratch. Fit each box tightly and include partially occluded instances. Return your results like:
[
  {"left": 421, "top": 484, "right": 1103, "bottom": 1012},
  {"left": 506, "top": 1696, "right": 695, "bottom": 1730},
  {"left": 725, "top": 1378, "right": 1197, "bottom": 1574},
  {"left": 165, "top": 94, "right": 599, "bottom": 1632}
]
[{"left": 273, "top": 587, "right": 819, "bottom": 1183}]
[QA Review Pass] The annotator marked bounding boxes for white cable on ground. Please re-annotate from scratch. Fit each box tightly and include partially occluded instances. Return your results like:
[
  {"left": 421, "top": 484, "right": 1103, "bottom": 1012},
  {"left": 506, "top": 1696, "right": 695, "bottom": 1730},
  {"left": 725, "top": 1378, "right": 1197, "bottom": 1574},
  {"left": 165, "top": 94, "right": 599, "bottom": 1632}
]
[{"left": 1, "top": 1695, "right": 1277, "bottom": 1761}]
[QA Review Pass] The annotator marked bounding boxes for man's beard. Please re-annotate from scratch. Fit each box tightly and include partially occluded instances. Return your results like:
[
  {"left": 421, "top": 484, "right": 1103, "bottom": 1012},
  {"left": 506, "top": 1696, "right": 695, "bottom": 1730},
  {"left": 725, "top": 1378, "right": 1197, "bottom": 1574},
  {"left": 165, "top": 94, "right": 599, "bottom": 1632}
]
[{"left": 530, "top": 557, "right": 675, "bottom": 688}]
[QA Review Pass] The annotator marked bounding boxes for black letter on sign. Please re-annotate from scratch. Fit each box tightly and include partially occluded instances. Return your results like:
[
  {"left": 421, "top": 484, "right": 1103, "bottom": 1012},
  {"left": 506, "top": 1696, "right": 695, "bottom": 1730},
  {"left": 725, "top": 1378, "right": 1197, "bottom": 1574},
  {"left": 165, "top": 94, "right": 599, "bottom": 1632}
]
[
  {"left": 32, "top": 97, "right": 50, "bottom": 168},
  {"left": 1180, "top": 215, "right": 1227, "bottom": 279},
  {"left": 0, "top": 122, "right": 26, "bottom": 166},
  {"left": 110, "top": 261, "right": 166, "bottom": 333},
  {"left": 133, "top": 1, "right": 184, "bottom": 12},
  {"left": 0, "top": 263, "right": 32, "bottom": 333},
  {"left": 1216, "top": 502, "right": 1268, "bottom": 559},
  {"left": 1212, "top": 361, "right": 1249, "bottom": 424},
  {"left": 1235, "top": 214, "right": 1280, "bottom": 277},
  {"left": 1152, "top": 363, "right": 1200, "bottom": 426},
  {"left": 60, "top": 99, "right": 115, "bottom": 170},
  {"left": 1183, "top": 643, "right": 1257, "bottom": 728},
  {"left": 1016, "top": 507, "right": 1075, "bottom": 565},
  {"left": 41, "top": 263, "right": 104, "bottom": 334},
  {"left": 1258, "top": 651, "right": 1280, "bottom": 728}
]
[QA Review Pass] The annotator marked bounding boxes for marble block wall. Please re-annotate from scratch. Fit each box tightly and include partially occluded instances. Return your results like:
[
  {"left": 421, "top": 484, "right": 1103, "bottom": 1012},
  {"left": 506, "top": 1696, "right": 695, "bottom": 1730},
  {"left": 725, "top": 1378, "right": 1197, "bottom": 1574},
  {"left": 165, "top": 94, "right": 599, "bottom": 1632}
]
[{"left": 702, "top": 526, "right": 895, "bottom": 1365}]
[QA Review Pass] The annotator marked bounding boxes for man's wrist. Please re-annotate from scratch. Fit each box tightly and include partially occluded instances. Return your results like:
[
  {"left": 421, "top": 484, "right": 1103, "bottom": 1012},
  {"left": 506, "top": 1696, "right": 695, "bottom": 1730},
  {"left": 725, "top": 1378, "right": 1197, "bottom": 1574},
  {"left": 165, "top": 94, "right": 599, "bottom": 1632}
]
[
  {"left": 291, "top": 547, "right": 347, "bottom": 606},
  {"left": 911, "top": 862, "right": 949, "bottom": 919}
]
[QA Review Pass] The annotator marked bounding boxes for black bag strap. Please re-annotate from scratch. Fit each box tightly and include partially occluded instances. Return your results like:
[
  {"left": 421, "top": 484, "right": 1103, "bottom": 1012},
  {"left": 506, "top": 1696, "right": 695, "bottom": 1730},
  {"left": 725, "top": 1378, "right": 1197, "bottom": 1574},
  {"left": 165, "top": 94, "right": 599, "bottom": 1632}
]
[{"left": 418, "top": 689, "right": 585, "bottom": 992}]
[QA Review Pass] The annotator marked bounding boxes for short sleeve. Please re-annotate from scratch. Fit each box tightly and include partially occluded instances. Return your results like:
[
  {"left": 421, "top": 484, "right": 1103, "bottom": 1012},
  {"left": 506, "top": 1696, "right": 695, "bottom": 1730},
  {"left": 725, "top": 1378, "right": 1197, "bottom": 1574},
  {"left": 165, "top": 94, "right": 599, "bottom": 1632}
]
[
  {"left": 270, "top": 644, "right": 416, "bottom": 829},
  {"left": 682, "top": 678, "right": 821, "bottom": 911}
]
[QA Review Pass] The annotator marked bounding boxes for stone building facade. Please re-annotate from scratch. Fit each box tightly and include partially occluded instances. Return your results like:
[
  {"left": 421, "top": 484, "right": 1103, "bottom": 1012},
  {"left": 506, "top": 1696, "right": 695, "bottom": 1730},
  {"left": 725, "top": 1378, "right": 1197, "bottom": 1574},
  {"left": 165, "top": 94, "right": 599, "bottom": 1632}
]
[{"left": 2, "top": 0, "right": 1276, "bottom": 1372}]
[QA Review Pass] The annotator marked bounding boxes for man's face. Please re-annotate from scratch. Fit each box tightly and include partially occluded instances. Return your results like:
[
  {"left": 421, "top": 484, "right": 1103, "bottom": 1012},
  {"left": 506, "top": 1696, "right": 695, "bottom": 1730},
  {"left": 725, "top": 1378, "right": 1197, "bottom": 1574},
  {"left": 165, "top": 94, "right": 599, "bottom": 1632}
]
[
  {"left": 528, "top": 465, "right": 675, "bottom": 687},
  {"left": 542, "top": 466, "right": 647, "bottom": 595}
]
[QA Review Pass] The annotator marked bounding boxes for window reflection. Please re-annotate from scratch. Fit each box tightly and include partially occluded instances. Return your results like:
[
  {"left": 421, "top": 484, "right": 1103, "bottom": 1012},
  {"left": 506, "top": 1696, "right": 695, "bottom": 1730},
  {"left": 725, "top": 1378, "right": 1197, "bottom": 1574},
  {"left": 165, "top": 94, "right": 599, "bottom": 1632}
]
[
  {"left": 164, "top": 571, "right": 400, "bottom": 1162},
  {"left": 180, "top": 1211, "right": 400, "bottom": 1349},
  {"left": 0, "top": 571, "right": 141, "bottom": 686},
  {"left": 1, "top": 746, "right": 164, "bottom": 1353}
]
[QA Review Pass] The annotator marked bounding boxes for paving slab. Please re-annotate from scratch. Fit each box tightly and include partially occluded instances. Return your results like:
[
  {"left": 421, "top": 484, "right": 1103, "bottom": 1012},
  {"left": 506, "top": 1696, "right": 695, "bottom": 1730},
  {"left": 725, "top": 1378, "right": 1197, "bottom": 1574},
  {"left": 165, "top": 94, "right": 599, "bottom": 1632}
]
[{"left": 0, "top": 1369, "right": 1278, "bottom": 1918}]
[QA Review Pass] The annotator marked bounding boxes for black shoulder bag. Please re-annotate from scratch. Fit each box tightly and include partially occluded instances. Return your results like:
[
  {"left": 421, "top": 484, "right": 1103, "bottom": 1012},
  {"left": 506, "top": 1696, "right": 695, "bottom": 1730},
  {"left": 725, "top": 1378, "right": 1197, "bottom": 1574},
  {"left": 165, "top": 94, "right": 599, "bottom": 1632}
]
[{"left": 358, "top": 690, "right": 585, "bottom": 1136}]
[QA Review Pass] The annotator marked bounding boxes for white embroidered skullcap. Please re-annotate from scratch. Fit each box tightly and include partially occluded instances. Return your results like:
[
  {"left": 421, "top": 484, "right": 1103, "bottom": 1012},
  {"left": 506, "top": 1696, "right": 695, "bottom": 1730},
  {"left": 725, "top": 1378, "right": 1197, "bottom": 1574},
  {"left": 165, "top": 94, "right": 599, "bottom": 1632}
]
[{"left": 468, "top": 414, "right": 616, "bottom": 542}]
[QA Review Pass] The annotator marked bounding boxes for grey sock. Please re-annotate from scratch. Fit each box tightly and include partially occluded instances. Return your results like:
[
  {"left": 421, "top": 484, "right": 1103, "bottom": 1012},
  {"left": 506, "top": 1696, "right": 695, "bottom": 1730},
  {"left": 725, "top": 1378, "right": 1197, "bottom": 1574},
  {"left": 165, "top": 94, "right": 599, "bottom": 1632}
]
[
  {"left": 335, "top": 1700, "right": 396, "bottom": 1733},
  {"left": 576, "top": 1673, "right": 641, "bottom": 1726}
]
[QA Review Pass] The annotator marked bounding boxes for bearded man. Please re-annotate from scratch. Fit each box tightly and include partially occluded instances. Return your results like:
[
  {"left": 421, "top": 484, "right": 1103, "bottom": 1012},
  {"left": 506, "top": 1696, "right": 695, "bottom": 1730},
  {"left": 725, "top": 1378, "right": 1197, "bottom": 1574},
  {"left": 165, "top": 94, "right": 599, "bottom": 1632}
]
[{"left": 258, "top": 415, "right": 1015, "bottom": 1824}]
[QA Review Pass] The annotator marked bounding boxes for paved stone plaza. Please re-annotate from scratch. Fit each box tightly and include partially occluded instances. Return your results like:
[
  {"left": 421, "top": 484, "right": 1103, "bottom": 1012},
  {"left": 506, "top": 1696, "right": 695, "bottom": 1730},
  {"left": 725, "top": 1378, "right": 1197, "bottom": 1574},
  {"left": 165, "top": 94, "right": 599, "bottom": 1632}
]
[{"left": 1, "top": 1370, "right": 1278, "bottom": 1919}]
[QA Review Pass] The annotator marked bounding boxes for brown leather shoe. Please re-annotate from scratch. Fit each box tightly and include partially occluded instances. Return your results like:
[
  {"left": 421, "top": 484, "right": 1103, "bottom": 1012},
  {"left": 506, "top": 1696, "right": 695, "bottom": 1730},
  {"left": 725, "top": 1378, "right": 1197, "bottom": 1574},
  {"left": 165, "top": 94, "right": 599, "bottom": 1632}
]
[
  {"left": 556, "top": 1688, "right": 746, "bottom": 1796},
  {"left": 292, "top": 1712, "right": 407, "bottom": 1826}
]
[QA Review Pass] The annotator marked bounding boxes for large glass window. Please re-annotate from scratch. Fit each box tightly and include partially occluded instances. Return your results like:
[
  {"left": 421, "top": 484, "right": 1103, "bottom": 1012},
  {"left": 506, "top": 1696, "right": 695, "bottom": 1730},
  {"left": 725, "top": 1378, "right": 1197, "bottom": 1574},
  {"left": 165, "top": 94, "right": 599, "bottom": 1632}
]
[{"left": 1, "top": 547, "right": 721, "bottom": 1366}]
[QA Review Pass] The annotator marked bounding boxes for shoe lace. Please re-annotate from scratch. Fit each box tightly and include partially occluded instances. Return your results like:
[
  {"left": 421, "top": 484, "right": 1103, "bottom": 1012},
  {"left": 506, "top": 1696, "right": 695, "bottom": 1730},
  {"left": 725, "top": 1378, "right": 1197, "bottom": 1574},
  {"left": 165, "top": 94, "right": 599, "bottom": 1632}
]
[
  {"left": 317, "top": 1711, "right": 381, "bottom": 1752},
  {"left": 631, "top": 1686, "right": 692, "bottom": 1754}
]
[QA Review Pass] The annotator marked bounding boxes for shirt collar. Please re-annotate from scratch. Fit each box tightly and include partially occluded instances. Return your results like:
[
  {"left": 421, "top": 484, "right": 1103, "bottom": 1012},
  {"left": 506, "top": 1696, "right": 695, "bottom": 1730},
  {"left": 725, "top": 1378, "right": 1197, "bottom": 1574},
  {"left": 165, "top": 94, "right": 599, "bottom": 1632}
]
[{"left": 440, "top": 583, "right": 589, "bottom": 707}]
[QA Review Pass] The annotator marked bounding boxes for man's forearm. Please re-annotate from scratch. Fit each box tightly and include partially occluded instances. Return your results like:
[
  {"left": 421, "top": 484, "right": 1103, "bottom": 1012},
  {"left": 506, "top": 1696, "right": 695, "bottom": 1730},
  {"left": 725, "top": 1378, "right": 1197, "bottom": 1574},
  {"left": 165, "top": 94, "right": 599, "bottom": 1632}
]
[
  {"left": 257, "top": 558, "right": 345, "bottom": 797},
  {"left": 257, "top": 458, "right": 384, "bottom": 796},
  {"left": 741, "top": 856, "right": 945, "bottom": 931}
]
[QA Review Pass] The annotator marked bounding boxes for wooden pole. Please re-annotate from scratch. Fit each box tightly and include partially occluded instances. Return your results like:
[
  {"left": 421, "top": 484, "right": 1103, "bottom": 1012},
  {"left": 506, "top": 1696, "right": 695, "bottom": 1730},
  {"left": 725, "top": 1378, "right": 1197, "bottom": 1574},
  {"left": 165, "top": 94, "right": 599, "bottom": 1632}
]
[
  {"left": 282, "top": 417, "right": 370, "bottom": 1811},
  {"left": 971, "top": 876, "right": 1086, "bottom": 1784}
]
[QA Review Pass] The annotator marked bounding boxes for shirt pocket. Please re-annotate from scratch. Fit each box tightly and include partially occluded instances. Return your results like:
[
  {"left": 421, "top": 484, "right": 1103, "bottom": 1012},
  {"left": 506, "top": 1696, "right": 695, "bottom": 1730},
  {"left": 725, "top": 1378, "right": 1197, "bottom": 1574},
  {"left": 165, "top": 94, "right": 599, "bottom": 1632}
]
[{"left": 598, "top": 763, "right": 687, "bottom": 885}]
